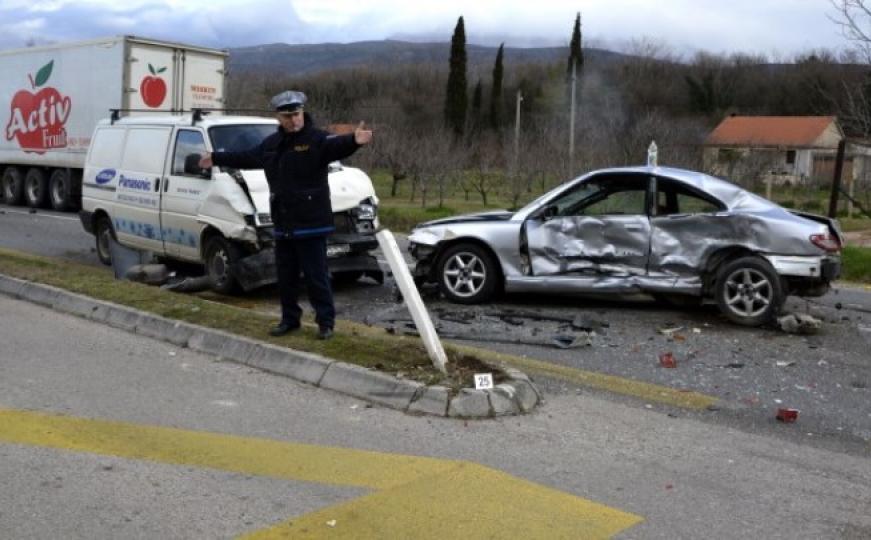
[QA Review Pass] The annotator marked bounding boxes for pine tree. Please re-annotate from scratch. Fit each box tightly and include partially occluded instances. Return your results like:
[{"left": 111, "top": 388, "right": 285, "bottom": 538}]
[
  {"left": 445, "top": 16, "right": 468, "bottom": 135},
  {"left": 567, "top": 13, "right": 583, "bottom": 78},
  {"left": 489, "top": 43, "right": 504, "bottom": 130}
]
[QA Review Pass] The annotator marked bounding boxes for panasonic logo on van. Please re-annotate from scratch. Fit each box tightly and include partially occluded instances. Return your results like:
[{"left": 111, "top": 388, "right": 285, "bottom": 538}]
[
  {"left": 95, "top": 169, "right": 116, "bottom": 185},
  {"left": 118, "top": 174, "right": 152, "bottom": 191}
]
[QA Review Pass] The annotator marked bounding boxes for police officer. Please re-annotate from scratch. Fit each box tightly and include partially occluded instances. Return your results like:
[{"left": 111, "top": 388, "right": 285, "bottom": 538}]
[{"left": 199, "top": 91, "right": 373, "bottom": 339}]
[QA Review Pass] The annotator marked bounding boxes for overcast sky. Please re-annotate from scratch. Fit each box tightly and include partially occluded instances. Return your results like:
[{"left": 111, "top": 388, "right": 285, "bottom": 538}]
[{"left": 0, "top": 0, "right": 853, "bottom": 59}]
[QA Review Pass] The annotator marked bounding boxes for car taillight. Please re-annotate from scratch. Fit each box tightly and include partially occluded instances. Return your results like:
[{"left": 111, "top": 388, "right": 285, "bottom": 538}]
[{"left": 810, "top": 233, "right": 841, "bottom": 253}]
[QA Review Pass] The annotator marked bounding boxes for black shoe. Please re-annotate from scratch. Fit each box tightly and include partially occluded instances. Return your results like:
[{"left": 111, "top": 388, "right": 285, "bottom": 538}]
[
  {"left": 317, "top": 326, "right": 334, "bottom": 340},
  {"left": 269, "top": 322, "right": 300, "bottom": 337}
]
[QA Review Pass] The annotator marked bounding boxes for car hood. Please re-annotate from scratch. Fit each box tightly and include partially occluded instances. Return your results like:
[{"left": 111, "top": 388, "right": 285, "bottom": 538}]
[
  {"left": 420, "top": 210, "right": 514, "bottom": 227},
  {"left": 238, "top": 165, "right": 378, "bottom": 214}
]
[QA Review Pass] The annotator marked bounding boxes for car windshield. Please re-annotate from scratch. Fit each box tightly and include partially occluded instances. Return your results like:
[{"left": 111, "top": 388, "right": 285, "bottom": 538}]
[{"left": 208, "top": 124, "right": 276, "bottom": 153}]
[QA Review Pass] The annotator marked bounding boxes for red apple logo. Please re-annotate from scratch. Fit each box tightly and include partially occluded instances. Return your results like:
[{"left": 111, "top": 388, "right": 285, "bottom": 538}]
[
  {"left": 140, "top": 64, "right": 167, "bottom": 108},
  {"left": 4, "top": 60, "right": 71, "bottom": 154}
]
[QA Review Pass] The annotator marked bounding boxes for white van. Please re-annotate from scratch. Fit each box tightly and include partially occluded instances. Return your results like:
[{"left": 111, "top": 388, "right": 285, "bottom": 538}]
[{"left": 79, "top": 113, "right": 383, "bottom": 292}]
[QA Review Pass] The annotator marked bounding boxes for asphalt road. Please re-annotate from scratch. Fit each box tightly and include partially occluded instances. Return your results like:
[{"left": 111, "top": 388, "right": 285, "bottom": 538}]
[
  {"left": 2, "top": 296, "right": 870, "bottom": 539},
  {"left": 2, "top": 202, "right": 871, "bottom": 455}
]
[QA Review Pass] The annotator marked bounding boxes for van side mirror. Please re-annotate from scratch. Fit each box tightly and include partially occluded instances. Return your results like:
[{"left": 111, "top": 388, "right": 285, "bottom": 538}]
[{"left": 184, "top": 154, "right": 210, "bottom": 179}]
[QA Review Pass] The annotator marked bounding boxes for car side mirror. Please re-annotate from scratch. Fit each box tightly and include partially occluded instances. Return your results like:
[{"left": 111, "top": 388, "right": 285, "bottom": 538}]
[{"left": 184, "top": 154, "right": 210, "bottom": 179}]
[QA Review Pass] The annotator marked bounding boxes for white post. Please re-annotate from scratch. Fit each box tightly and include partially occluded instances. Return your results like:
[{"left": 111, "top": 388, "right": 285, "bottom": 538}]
[
  {"left": 514, "top": 90, "right": 523, "bottom": 173},
  {"left": 375, "top": 230, "right": 448, "bottom": 374}
]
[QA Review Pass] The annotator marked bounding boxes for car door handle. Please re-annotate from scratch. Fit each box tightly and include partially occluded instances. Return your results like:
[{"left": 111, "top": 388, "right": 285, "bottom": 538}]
[
  {"left": 154, "top": 178, "right": 160, "bottom": 192},
  {"left": 163, "top": 178, "right": 169, "bottom": 192},
  {"left": 624, "top": 224, "right": 643, "bottom": 231}
]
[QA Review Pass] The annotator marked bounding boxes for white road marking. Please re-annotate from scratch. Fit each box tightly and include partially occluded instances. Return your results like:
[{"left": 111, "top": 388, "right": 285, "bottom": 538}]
[{"left": 0, "top": 206, "right": 79, "bottom": 222}]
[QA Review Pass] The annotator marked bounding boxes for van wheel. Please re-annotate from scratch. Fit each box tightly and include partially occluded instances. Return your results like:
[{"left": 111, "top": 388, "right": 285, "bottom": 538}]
[
  {"left": 715, "top": 256, "right": 784, "bottom": 326},
  {"left": 204, "top": 236, "right": 241, "bottom": 294},
  {"left": 2, "top": 167, "right": 24, "bottom": 206},
  {"left": 95, "top": 217, "right": 115, "bottom": 266},
  {"left": 49, "top": 169, "right": 78, "bottom": 211},
  {"left": 24, "top": 168, "right": 49, "bottom": 208}
]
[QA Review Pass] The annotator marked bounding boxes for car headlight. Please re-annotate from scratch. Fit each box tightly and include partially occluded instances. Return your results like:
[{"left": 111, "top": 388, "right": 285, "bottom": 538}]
[{"left": 354, "top": 203, "right": 376, "bottom": 221}]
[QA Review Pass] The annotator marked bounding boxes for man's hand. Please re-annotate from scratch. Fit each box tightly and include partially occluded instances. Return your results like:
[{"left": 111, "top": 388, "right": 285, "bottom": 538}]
[
  {"left": 198, "top": 152, "right": 213, "bottom": 169},
  {"left": 354, "top": 121, "right": 373, "bottom": 145}
]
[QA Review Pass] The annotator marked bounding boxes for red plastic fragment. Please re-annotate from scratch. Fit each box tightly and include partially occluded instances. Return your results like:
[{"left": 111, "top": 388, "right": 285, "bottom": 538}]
[
  {"left": 659, "top": 352, "right": 677, "bottom": 368},
  {"left": 776, "top": 408, "right": 799, "bottom": 423}
]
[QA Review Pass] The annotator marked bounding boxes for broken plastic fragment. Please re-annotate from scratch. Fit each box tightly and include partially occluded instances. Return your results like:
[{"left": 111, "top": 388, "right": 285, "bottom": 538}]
[
  {"left": 659, "top": 352, "right": 677, "bottom": 368},
  {"left": 776, "top": 408, "right": 799, "bottom": 423}
]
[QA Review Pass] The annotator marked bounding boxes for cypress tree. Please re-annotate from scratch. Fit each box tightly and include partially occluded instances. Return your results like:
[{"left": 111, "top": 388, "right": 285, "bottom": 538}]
[
  {"left": 445, "top": 16, "right": 468, "bottom": 135},
  {"left": 489, "top": 43, "right": 504, "bottom": 130},
  {"left": 472, "top": 79, "right": 483, "bottom": 115},
  {"left": 567, "top": 13, "right": 583, "bottom": 78}
]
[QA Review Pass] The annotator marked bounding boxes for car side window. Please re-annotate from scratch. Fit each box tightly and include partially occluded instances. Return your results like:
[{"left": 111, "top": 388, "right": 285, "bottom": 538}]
[
  {"left": 656, "top": 179, "right": 723, "bottom": 216},
  {"left": 551, "top": 174, "right": 648, "bottom": 217},
  {"left": 172, "top": 130, "right": 207, "bottom": 176}
]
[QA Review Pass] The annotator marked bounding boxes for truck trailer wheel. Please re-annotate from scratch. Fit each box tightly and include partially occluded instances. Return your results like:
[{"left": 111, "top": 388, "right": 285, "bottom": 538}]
[
  {"left": 49, "top": 169, "right": 79, "bottom": 211},
  {"left": 2, "top": 167, "right": 24, "bottom": 206},
  {"left": 24, "top": 168, "right": 49, "bottom": 208},
  {"left": 204, "top": 236, "right": 241, "bottom": 294}
]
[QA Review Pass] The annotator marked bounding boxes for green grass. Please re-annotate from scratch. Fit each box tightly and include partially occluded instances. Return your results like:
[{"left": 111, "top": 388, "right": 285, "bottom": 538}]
[
  {"left": 842, "top": 246, "right": 871, "bottom": 283},
  {"left": 0, "top": 247, "right": 500, "bottom": 391}
]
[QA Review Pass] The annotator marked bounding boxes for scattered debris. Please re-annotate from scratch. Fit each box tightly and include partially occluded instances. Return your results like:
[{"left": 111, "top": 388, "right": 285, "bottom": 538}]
[
  {"left": 775, "top": 360, "right": 796, "bottom": 368},
  {"left": 723, "top": 363, "right": 745, "bottom": 369},
  {"left": 659, "top": 352, "right": 677, "bottom": 368},
  {"left": 326, "top": 520, "right": 337, "bottom": 528},
  {"left": 692, "top": 328, "right": 702, "bottom": 334},
  {"left": 551, "top": 334, "right": 594, "bottom": 349},
  {"left": 125, "top": 264, "right": 169, "bottom": 286},
  {"left": 776, "top": 313, "right": 822, "bottom": 335},
  {"left": 658, "top": 325, "right": 684, "bottom": 339},
  {"left": 161, "top": 275, "right": 214, "bottom": 293},
  {"left": 776, "top": 408, "right": 799, "bottom": 423}
]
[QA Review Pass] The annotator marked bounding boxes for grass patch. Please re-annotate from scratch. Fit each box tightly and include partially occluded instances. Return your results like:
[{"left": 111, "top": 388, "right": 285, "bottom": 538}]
[
  {"left": 0, "top": 247, "right": 501, "bottom": 392},
  {"left": 842, "top": 246, "right": 871, "bottom": 283}
]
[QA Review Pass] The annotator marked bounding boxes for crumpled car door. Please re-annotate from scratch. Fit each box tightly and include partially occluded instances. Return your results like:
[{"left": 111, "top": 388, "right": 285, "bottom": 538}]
[{"left": 524, "top": 174, "right": 652, "bottom": 278}]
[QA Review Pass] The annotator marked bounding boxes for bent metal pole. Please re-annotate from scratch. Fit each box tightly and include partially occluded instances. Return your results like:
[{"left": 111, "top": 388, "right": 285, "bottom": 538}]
[{"left": 375, "top": 230, "right": 448, "bottom": 374}]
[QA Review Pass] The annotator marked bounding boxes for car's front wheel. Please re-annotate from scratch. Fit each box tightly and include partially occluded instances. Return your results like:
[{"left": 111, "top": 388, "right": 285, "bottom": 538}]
[
  {"left": 204, "top": 235, "right": 241, "bottom": 294},
  {"left": 437, "top": 243, "right": 499, "bottom": 304},
  {"left": 94, "top": 217, "right": 114, "bottom": 266},
  {"left": 715, "top": 256, "right": 784, "bottom": 326}
]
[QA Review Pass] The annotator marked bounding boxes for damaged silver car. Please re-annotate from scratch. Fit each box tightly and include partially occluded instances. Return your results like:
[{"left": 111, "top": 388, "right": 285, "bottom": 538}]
[{"left": 408, "top": 166, "right": 843, "bottom": 326}]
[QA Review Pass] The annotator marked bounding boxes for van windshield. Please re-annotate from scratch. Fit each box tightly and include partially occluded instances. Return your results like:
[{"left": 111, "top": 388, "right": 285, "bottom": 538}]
[{"left": 209, "top": 124, "right": 276, "bottom": 153}]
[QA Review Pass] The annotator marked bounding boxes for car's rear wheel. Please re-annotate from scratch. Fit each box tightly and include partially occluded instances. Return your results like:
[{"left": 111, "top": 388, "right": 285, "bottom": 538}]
[
  {"left": 715, "top": 256, "right": 784, "bottom": 326},
  {"left": 95, "top": 216, "right": 114, "bottom": 266},
  {"left": 24, "top": 168, "right": 49, "bottom": 208},
  {"left": 204, "top": 235, "right": 241, "bottom": 294},
  {"left": 437, "top": 243, "right": 498, "bottom": 304},
  {"left": 2, "top": 167, "right": 24, "bottom": 206}
]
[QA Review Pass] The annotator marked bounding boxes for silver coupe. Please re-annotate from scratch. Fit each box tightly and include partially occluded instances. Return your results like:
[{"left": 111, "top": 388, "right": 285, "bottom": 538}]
[{"left": 407, "top": 166, "right": 843, "bottom": 326}]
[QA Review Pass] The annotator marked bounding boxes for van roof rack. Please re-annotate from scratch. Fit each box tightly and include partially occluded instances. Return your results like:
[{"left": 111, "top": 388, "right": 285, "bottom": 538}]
[{"left": 108, "top": 108, "right": 276, "bottom": 125}]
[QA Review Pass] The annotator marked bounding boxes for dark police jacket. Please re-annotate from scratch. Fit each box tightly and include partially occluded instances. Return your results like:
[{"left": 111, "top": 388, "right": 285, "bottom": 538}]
[{"left": 212, "top": 114, "right": 360, "bottom": 237}]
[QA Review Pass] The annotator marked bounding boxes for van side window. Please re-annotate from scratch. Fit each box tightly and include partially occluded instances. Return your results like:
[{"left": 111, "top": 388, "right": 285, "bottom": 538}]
[
  {"left": 172, "top": 130, "right": 207, "bottom": 176},
  {"left": 120, "top": 128, "right": 171, "bottom": 174},
  {"left": 87, "top": 128, "right": 126, "bottom": 169}
]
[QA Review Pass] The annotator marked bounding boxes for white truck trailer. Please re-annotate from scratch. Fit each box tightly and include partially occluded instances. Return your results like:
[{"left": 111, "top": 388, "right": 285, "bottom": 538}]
[{"left": 0, "top": 35, "right": 227, "bottom": 211}]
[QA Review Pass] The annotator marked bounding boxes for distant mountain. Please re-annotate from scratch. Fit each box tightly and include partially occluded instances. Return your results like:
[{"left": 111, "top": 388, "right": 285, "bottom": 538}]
[{"left": 228, "top": 40, "right": 627, "bottom": 76}]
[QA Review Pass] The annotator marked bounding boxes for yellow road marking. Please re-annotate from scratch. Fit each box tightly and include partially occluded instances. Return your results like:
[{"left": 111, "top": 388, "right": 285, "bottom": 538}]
[
  {"left": 456, "top": 345, "right": 718, "bottom": 410},
  {"left": 0, "top": 408, "right": 642, "bottom": 538}
]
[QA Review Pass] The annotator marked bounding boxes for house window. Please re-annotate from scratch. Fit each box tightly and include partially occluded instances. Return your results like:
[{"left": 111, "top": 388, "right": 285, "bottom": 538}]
[{"left": 786, "top": 150, "right": 796, "bottom": 165}]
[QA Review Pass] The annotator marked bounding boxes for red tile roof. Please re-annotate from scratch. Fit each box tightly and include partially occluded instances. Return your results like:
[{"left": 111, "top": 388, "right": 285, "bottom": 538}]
[{"left": 705, "top": 116, "right": 839, "bottom": 148}]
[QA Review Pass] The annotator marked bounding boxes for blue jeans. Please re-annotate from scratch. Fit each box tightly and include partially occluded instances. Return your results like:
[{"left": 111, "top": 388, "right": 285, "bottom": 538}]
[{"left": 274, "top": 235, "right": 335, "bottom": 330}]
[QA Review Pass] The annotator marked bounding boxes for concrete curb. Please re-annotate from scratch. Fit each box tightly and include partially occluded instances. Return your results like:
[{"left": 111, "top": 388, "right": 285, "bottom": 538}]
[{"left": 0, "top": 274, "right": 542, "bottom": 418}]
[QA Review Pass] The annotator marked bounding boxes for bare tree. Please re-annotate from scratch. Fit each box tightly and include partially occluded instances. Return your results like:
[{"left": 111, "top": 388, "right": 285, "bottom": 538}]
[{"left": 831, "top": 0, "right": 871, "bottom": 61}]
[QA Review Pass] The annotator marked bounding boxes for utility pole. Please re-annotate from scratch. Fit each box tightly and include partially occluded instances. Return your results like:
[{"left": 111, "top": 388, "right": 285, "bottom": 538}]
[
  {"left": 514, "top": 90, "right": 523, "bottom": 172},
  {"left": 569, "top": 62, "right": 576, "bottom": 175}
]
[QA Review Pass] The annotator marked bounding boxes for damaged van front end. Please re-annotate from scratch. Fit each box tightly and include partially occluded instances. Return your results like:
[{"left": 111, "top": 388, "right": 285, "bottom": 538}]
[{"left": 203, "top": 164, "right": 383, "bottom": 292}]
